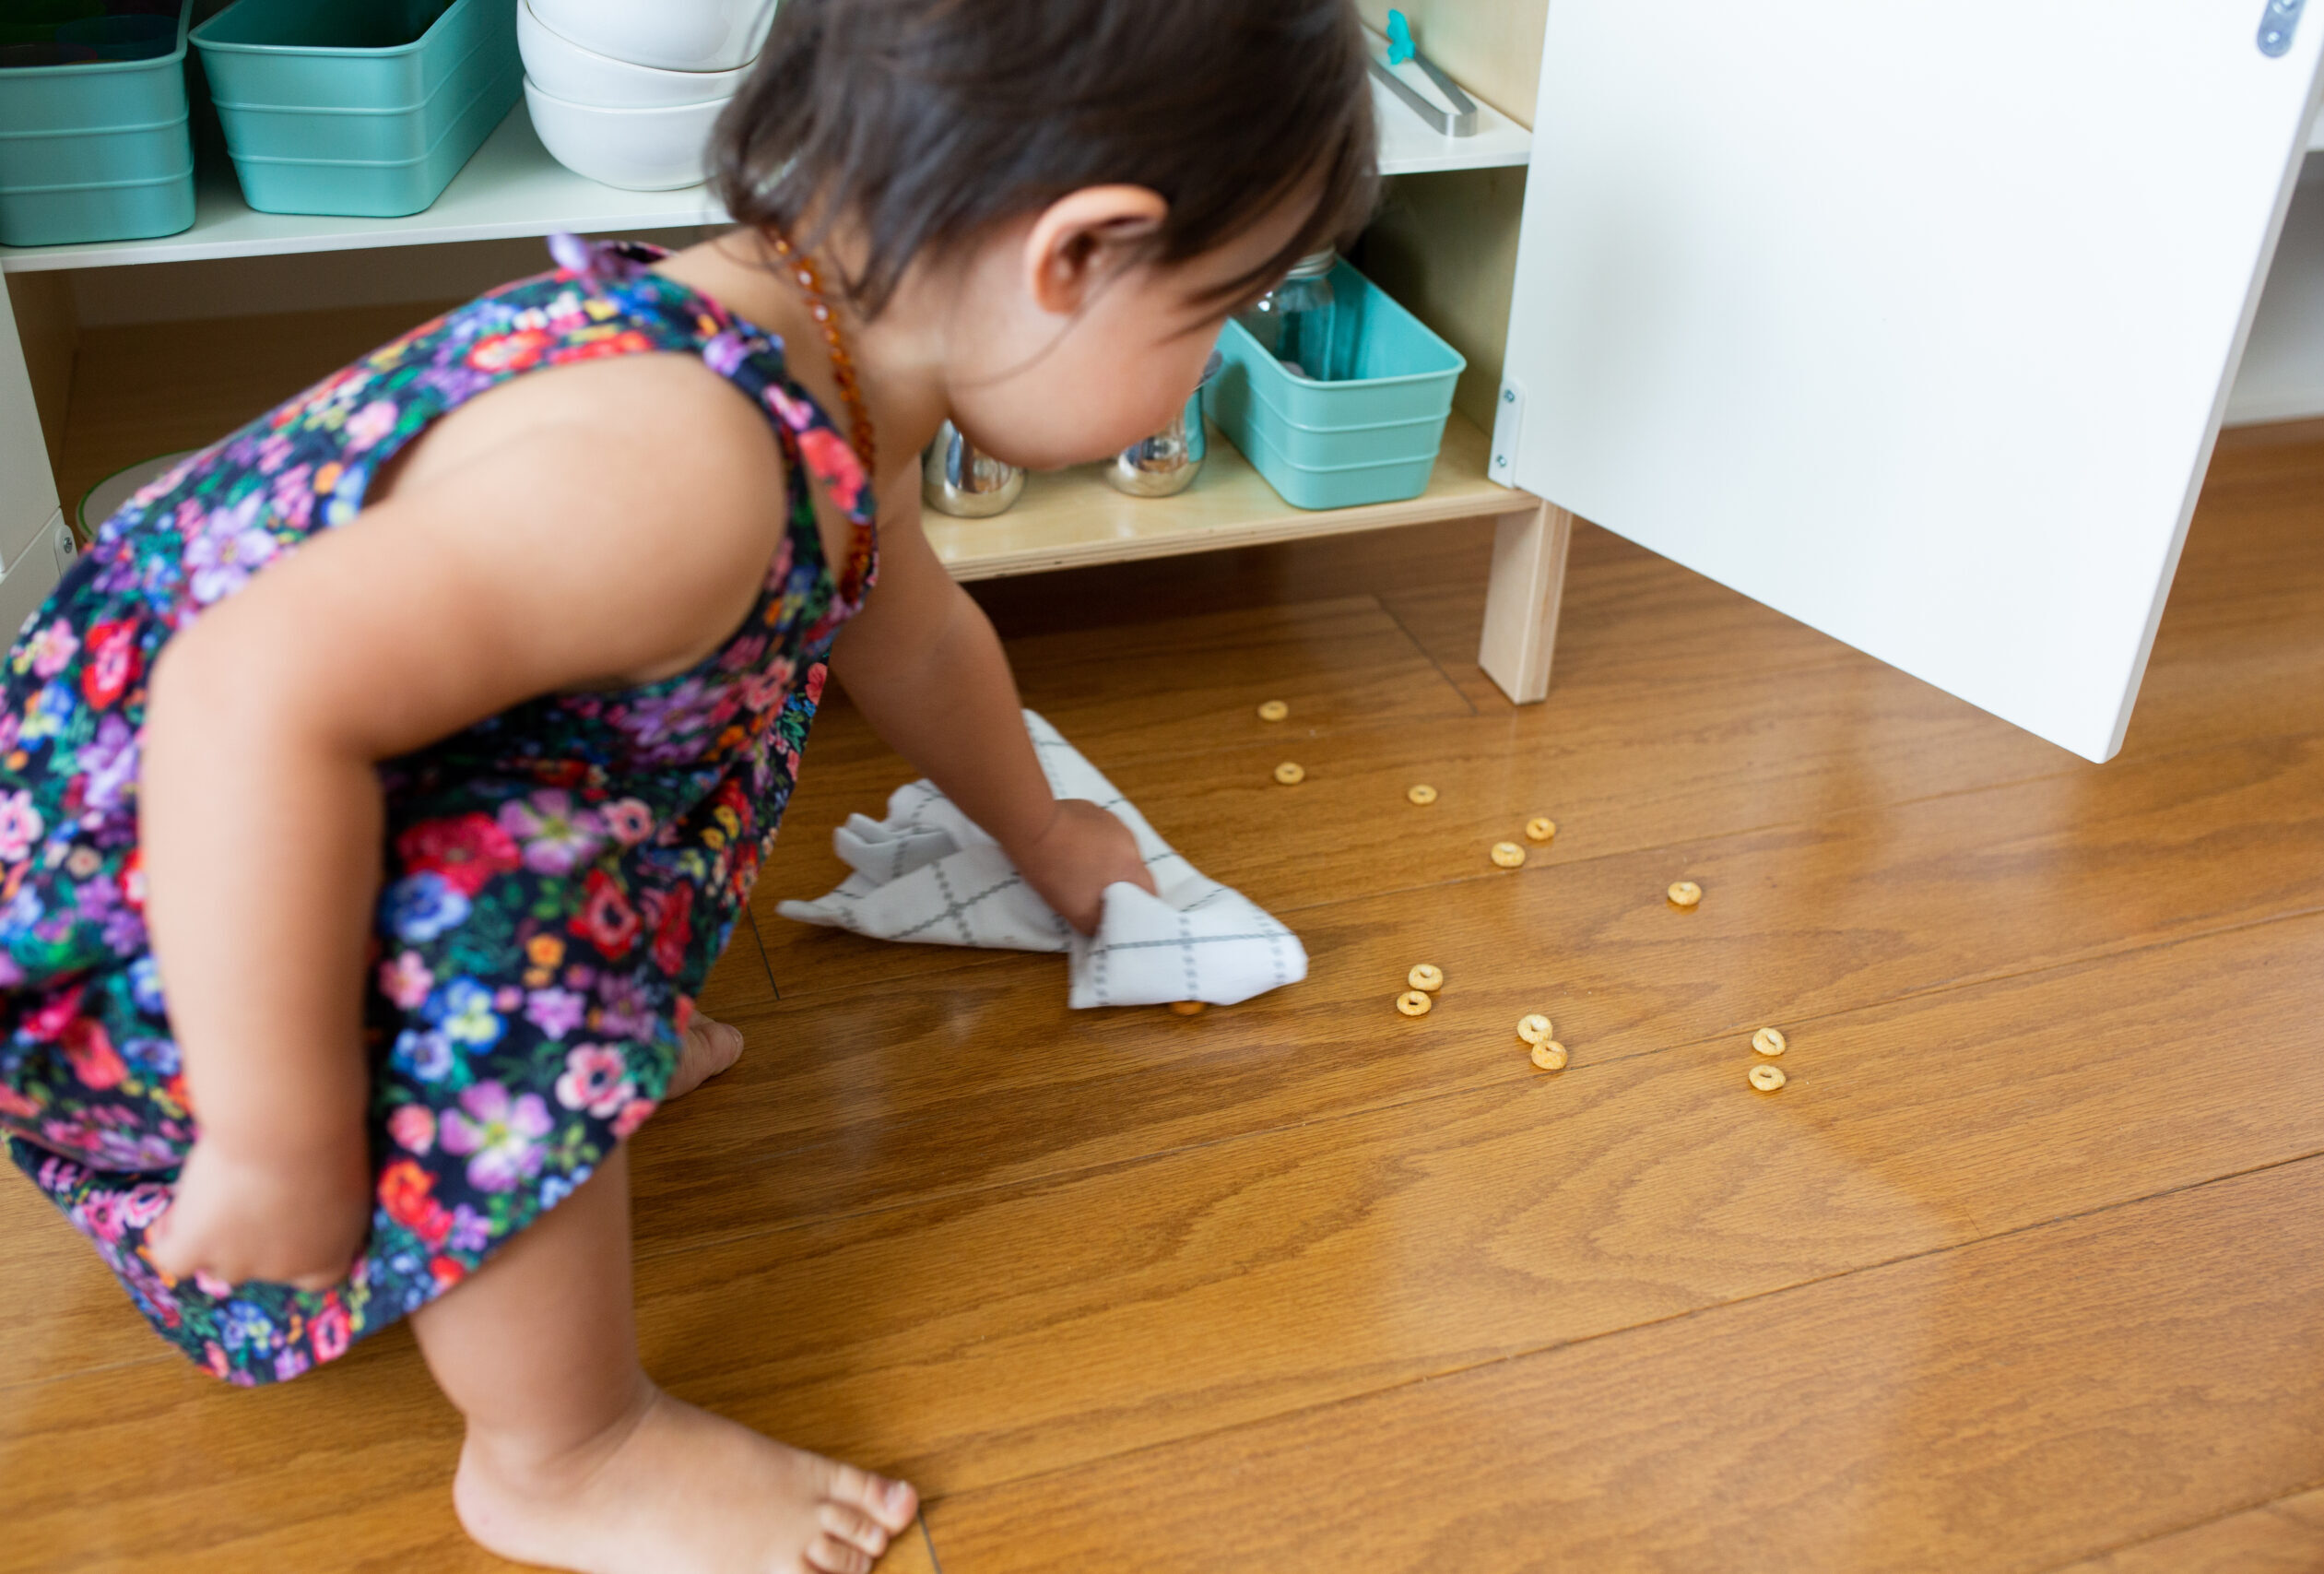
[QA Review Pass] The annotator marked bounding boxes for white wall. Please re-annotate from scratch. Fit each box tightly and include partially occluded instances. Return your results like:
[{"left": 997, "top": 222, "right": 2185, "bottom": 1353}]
[{"left": 2226, "top": 151, "right": 2324, "bottom": 425}]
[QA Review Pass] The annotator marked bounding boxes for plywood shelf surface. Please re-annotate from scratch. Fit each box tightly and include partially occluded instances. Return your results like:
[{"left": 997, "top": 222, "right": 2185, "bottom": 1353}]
[{"left": 928, "top": 409, "right": 1525, "bottom": 582}]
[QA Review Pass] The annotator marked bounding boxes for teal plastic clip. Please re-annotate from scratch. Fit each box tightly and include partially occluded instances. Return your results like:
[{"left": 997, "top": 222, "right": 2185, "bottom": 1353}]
[{"left": 1385, "top": 8, "right": 1415, "bottom": 65}]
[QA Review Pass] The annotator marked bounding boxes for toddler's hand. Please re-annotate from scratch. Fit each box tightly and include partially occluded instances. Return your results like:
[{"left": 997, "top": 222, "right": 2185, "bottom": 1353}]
[
  {"left": 1014, "top": 798, "right": 1156, "bottom": 935},
  {"left": 147, "top": 1134, "right": 372, "bottom": 1293}
]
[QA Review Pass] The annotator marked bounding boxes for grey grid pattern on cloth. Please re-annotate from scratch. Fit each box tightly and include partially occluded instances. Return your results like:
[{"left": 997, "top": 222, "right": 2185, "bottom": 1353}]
[{"left": 775, "top": 712, "right": 1307, "bottom": 1008}]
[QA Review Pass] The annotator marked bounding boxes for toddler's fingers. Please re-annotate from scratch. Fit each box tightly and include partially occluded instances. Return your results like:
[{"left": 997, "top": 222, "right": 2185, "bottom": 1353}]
[
  {"left": 143, "top": 1208, "right": 202, "bottom": 1281},
  {"left": 143, "top": 1202, "right": 178, "bottom": 1259}
]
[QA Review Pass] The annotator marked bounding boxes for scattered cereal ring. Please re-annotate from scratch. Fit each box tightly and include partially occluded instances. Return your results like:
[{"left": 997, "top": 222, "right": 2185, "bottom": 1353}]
[
  {"left": 1530, "top": 1041, "right": 1569, "bottom": 1071},
  {"left": 1752, "top": 1026, "right": 1787, "bottom": 1057},
  {"left": 1750, "top": 1063, "right": 1787, "bottom": 1093},
  {"left": 1491, "top": 842, "right": 1527, "bottom": 869},
  {"left": 1274, "top": 763, "right": 1305, "bottom": 786},
  {"left": 1525, "top": 817, "right": 1557, "bottom": 843},
  {"left": 1170, "top": 1000, "right": 1207, "bottom": 1016},
  {"left": 1516, "top": 1013, "right": 1552, "bottom": 1046},
  {"left": 1408, "top": 964, "right": 1445, "bottom": 993},
  {"left": 1396, "top": 990, "right": 1433, "bottom": 1018},
  {"left": 1667, "top": 880, "right": 1703, "bottom": 907},
  {"left": 1408, "top": 784, "right": 1438, "bottom": 806},
  {"left": 1257, "top": 700, "right": 1289, "bottom": 722}
]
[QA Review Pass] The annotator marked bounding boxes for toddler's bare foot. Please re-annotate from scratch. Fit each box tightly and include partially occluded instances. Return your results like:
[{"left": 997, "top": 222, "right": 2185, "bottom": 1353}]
[
  {"left": 453, "top": 1386, "right": 917, "bottom": 1574},
  {"left": 668, "top": 1015, "right": 745, "bottom": 1101}
]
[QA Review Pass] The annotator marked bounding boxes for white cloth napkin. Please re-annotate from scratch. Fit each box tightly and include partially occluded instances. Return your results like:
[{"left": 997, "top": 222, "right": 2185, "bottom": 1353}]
[{"left": 775, "top": 712, "right": 1307, "bottom": 1008}]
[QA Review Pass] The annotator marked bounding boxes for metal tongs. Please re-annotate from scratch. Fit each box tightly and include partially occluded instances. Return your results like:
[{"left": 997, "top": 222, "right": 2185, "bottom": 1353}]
[{"left": 1367, "top": 8, "right": 1478, "bottom": 136}]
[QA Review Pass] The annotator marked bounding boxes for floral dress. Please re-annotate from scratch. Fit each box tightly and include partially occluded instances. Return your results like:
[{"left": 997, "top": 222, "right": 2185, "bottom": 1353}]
[{"left": 0, "top": 235, "right": 875, "bottom": 1385}]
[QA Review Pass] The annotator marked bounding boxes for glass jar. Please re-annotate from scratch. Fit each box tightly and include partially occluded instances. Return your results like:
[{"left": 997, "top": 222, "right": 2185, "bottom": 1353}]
[{"left": 1238, "top": 249, "right": 1342, "bottom": 380}]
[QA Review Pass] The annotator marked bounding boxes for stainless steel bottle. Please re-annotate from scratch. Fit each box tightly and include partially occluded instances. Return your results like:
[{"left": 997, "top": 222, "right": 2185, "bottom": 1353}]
[
  {"left": 922, "top": 420, "right": 1025, "bottom": 517},
  {"left": 1103, "top": 350, "right": 1223, "bottom": 498}
]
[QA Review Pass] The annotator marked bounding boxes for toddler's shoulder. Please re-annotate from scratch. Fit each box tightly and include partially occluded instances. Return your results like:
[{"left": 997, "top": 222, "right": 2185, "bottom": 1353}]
[{"left": 404, "top": 342, "right": 794, "bottom": 562}]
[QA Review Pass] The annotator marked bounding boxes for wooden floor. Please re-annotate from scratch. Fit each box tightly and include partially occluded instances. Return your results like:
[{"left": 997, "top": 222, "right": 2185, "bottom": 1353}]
[{"left": 5, "top": 307, "right": 2324, "bottom": 1572}]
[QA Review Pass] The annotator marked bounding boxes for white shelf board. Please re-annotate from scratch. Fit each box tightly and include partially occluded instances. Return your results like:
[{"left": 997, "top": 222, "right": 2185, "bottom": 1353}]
[
  {"left": 3, "top": 60, "right": 1528, "bottom": 275},
  {"left": 1371, "top": 75, "right": 1532, "bottom": 177},
  {"left": 0, "top": 106, "right": 725, "bottom": 274}
]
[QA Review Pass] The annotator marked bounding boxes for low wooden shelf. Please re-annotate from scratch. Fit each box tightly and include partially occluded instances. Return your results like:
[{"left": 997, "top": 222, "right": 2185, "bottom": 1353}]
[{"left": 929, "top": 409, "right": 1515, "bottom": 581}]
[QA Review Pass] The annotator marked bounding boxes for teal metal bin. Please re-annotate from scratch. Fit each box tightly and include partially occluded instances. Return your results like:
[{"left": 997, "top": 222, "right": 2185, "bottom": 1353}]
[
  {"left": 193, "top": 0, "right": 517, "bottom": 217},
  {"left": 0, "top": 0, "right": 195, "bottom": 247},
  {"left": 1204, "top": 259, "right": 1467, "bottom": 511}
]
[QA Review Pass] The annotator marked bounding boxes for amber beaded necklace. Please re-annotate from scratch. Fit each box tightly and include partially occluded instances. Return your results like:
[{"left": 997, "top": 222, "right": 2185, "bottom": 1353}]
[{"left": 764, "top": 229, "right": 878, "bottom": 480}]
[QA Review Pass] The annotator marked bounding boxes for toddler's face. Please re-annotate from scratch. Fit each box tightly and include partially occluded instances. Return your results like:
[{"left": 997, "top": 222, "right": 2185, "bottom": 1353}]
[{"left": 938, "top": 192, "right": 1314, "bottom": 473}]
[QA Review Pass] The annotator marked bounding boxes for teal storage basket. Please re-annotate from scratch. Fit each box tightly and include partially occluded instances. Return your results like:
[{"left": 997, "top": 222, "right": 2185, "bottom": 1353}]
[
  {"left": 1204, "top": 259, "right": 1467, "bottom": 511},
  {"left": 0, "top": 0, "right": 195, "bottom": 247},
  {"left": 193, "top": 0, "right": 517, "bottom": 218}
]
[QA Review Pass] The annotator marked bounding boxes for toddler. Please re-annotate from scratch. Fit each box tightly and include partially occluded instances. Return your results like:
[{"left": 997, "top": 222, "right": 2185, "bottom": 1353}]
[{"left": 0, "top": 0, "right": 1375, "bottom": 1569}]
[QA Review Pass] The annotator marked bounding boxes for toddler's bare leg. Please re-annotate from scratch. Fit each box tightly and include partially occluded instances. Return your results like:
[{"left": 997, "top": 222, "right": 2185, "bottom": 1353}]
[{"left": 409, "top": 1143, "right": 917, "bottom": 1574}]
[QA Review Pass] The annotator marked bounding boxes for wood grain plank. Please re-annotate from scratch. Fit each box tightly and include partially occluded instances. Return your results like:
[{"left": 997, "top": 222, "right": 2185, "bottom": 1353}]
[
  {"left": 798, "top": 591, "right": 1474, "bottom": 777},
  {"left": 0, "top": 1174, "right": 176, "bottom": 1391},
  {"left": 697, "top": 906, "right": 779, "bottom": 1020},
  {"left": 878, "top": 1522, "right": 945, "bottom": 1574},
  {"left": 775, "top": 475, "right": 2324, "bottom": 1005},
  {"left": 923, "top": 1155, "right": 2324, "bottom": 1573},
  {"left": 1377, "top": 438, "right": 2324, "bottom": 757},
  {"left": 0, "top": 1316, "right": 942, "bottom": 1574},
  {"left": 15, "top": 914, "right": 2323, "bottom": 1564},
  {"left": 615, "top": 914, "right": 2324, "bottom": 1497},
  {"left": 9, "top": 321, "right": 2320, "bottom": 1573},
  {"left": 756, "top": 642, "right": 2070, "bottom": 1003},
  {"left": 2123, "top": 475, "right": 2324, "bottom": 755},
  {"left": 658, "top": 728, "right": 2324, "bottom": 1252},
  {"left": 0, "top": 903, "right": 783, "bottom": 1394},
  {"left": 2045, "top": 1486, "right": 2324, "bottom": 1574}
]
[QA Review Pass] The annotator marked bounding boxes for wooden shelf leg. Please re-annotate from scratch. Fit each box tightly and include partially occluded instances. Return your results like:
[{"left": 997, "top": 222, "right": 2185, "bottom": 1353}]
[
  {"left": 1477, "top": 497, "right": 1573, "bottom": 704},
  {"left": 0, "top": 282, "right": 65, "bottom": 642}
]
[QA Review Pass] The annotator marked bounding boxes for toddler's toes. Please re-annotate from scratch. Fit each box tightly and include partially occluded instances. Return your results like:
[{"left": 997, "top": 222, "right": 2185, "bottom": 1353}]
[
  {"left": 818, "top": 1498, "right": 892, "bottom": 1563},
  {"left": 807, "top": 1526, "right": 877, "bottom": 1574},
  {"left": 667, "top": 1016, "right": 745, "bottom": 1100},
  {"left": 831, "top": 1462, "right": 919, "bottom": 1535}
]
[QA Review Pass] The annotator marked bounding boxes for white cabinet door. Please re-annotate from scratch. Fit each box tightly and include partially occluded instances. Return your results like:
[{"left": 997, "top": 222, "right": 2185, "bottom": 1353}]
[{"left": 1495, "top": 0, "right": 2324, "bottom": 761}]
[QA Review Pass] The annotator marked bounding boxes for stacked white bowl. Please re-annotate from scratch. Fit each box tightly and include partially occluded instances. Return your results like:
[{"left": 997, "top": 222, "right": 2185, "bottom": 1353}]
[{"left": 521, "top": 0, "right": 777, "bottom": 191}]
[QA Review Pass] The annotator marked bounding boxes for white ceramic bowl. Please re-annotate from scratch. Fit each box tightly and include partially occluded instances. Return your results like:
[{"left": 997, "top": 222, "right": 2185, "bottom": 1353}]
[
  {"left": 525, "top": 0, "right": 776, "bottom": 73},
  {"left": 520, "top": 0, "right": 752, "bottom": 108},
  {"left": 525, "top": 80, "right": 730, "bottom": 191}
]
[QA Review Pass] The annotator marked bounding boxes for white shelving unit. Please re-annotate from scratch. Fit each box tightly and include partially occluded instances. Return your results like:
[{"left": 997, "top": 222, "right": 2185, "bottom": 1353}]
[
  {"left": 1369, "top": 72, "right": 1532, "bottom": 177},
  {"left": 0, "top": 109, "right": 721, "bottom": 274},
  {"left": 0, "top": 88, "right": 1561, "bottom": 700},
  {"left": 0, "top": 84, "right": 1528, "bottom": 274}
]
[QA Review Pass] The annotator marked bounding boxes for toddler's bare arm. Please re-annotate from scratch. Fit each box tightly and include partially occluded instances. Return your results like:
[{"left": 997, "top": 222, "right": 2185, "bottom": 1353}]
[
  {"left": 829, "top": 482, "right": 1153, "bottom": 932},
  {"left": 141, "top": 354, "right": 791, "bottom": 1288}
]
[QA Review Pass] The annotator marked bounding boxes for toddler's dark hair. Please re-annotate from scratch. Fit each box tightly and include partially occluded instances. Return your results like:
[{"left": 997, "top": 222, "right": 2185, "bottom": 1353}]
[{"left": 711, "top": 0, "right": 1378, "bottom": 317}]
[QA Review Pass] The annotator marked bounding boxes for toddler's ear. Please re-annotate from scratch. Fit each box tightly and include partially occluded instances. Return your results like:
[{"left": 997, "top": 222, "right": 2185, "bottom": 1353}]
[{"left": 1022, "top": 185, "right": 1169, "bottom": 316}]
